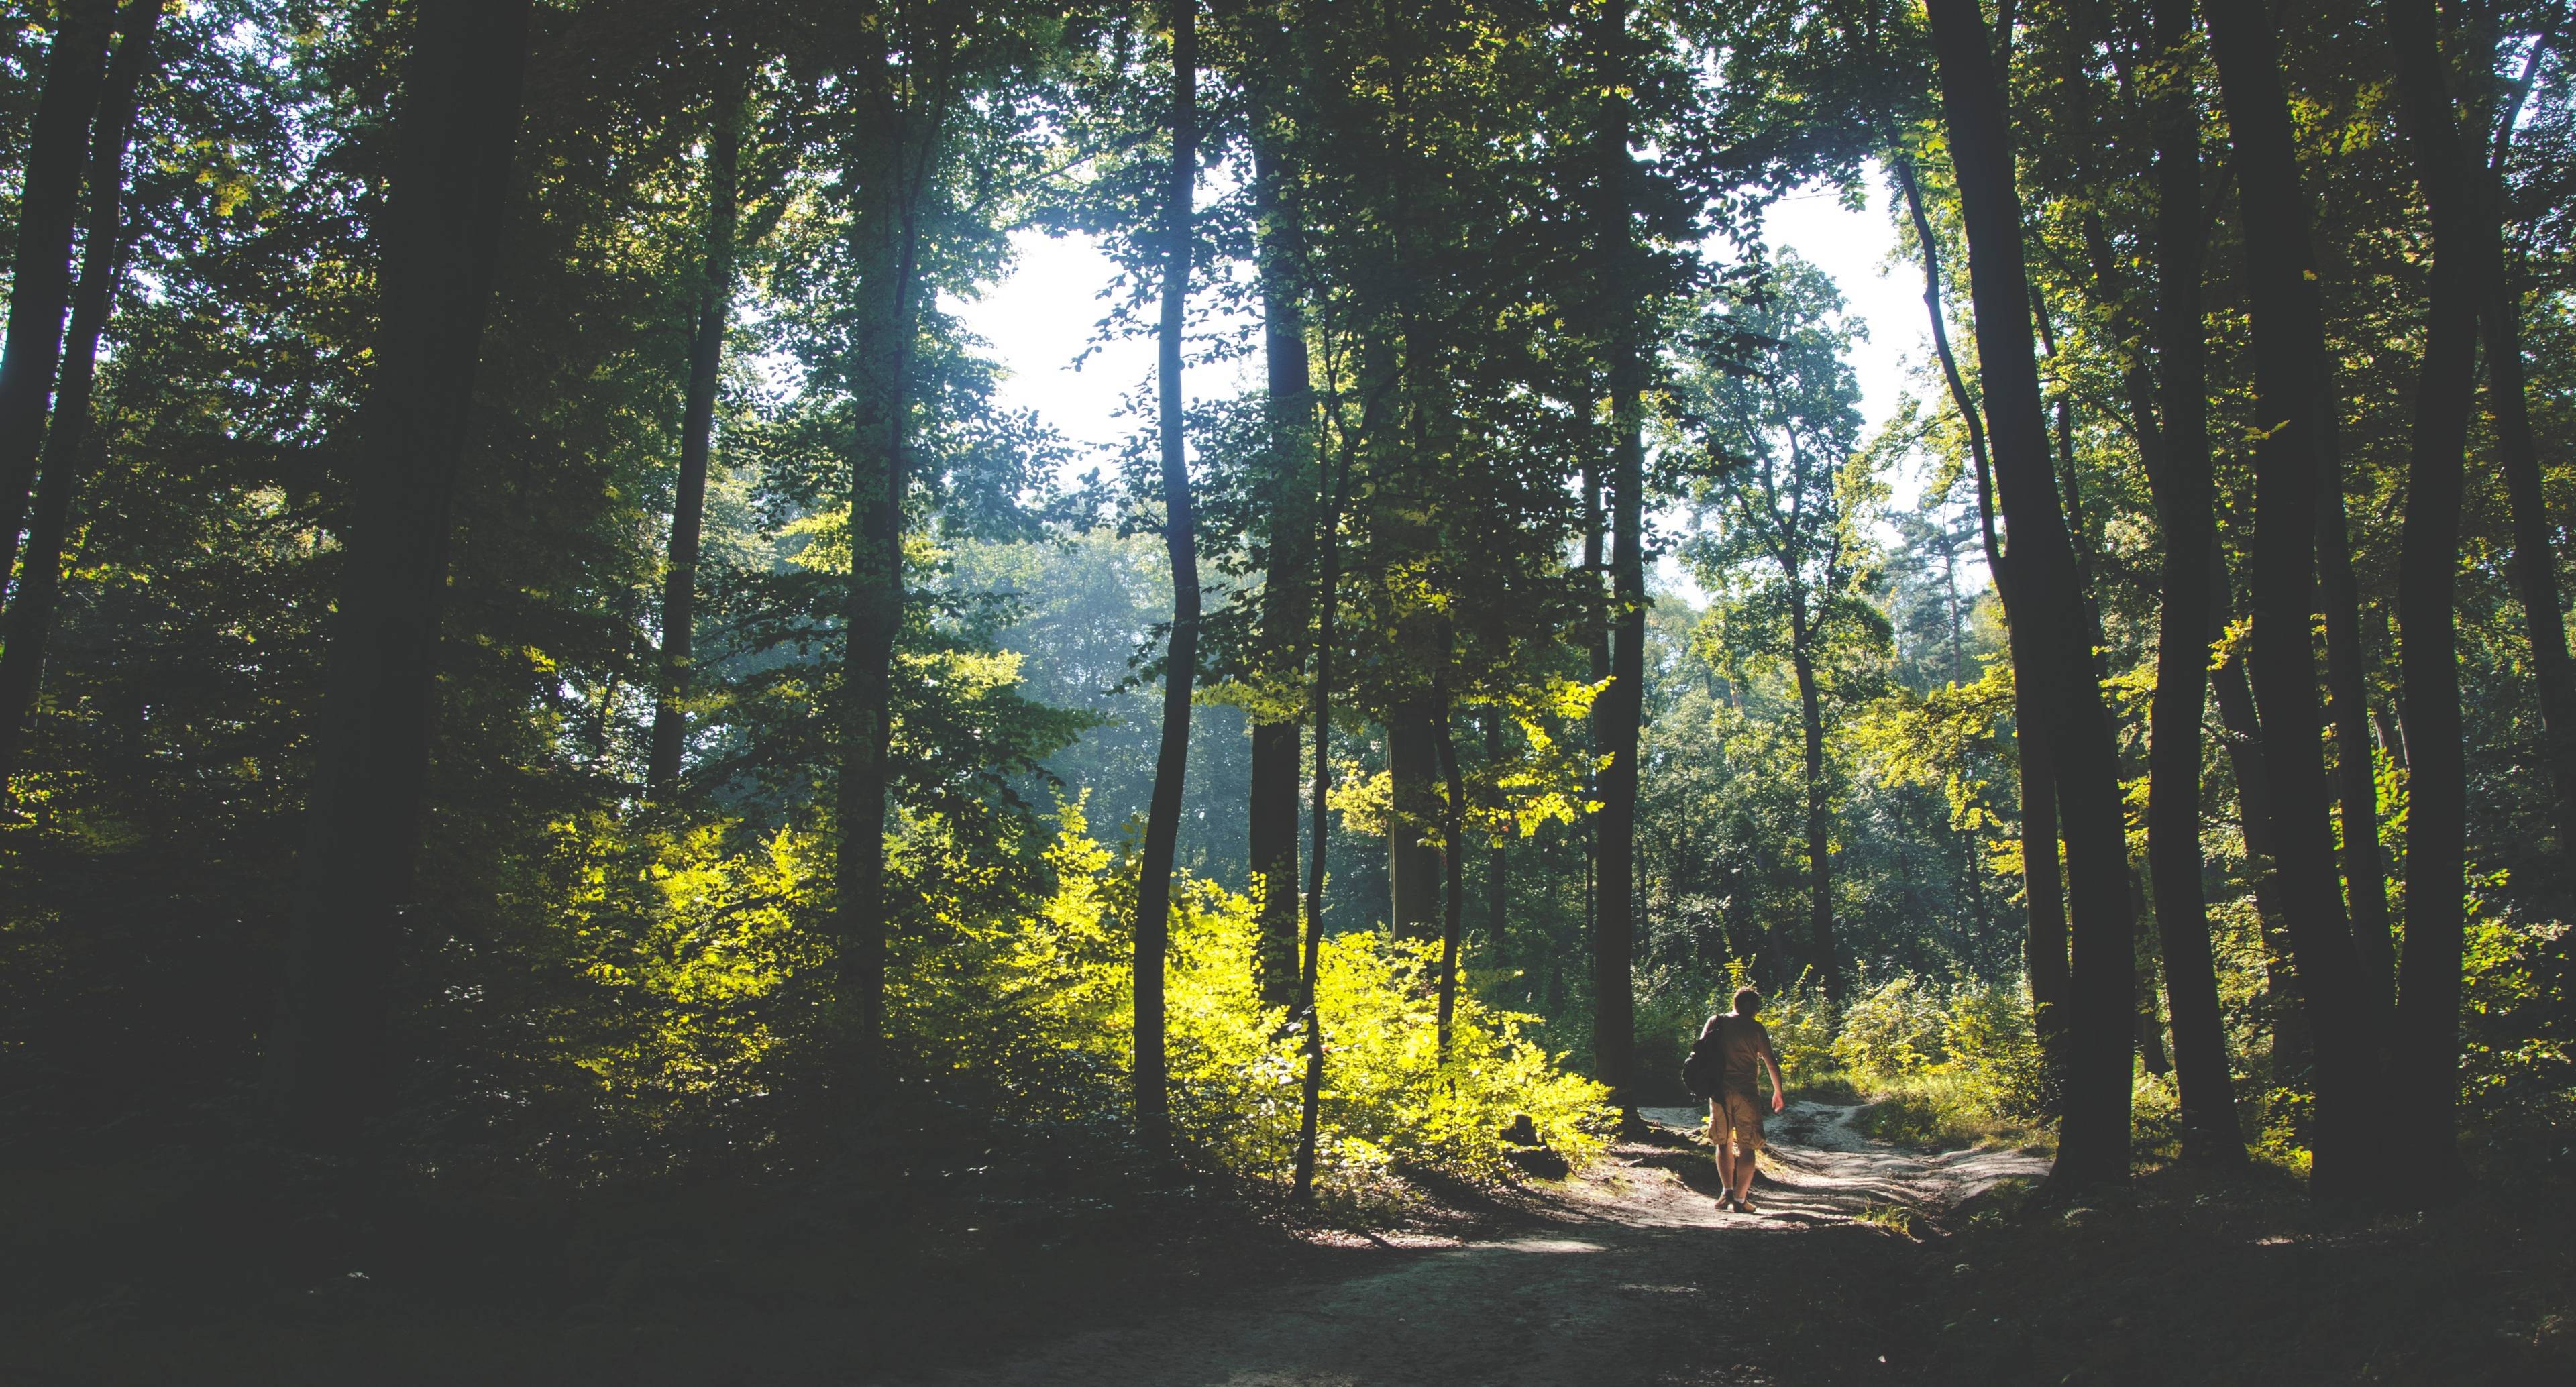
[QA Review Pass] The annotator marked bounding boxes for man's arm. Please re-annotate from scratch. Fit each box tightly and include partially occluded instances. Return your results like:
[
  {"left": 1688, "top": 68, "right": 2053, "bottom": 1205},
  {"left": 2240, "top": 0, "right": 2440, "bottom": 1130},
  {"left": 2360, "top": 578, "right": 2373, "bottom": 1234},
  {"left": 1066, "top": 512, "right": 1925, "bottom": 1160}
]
[{"left": 1762, "top": 1045, "right": 1786, "bottom": 1113}]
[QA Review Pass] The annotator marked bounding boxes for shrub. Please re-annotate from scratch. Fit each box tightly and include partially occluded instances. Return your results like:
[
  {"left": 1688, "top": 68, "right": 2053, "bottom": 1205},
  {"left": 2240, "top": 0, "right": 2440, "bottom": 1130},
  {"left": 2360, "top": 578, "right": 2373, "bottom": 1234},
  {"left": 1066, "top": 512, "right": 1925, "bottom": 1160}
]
[
  {"left": 1939, "top": 978, "right": 2055, "bottom": 1122},
  {"left": 1752, "top": 962, "right": 1837, "bottom": 1082},
  {"left": 1831, "top": 972, "right": 1945, "bottom": 1082}
]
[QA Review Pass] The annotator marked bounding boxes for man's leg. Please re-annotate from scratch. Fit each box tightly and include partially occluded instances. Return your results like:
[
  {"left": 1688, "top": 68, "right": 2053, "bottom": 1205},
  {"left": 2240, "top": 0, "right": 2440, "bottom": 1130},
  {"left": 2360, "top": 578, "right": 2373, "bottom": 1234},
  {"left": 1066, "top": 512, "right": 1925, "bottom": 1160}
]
[
  {"left": 1711, "top": 1099, "right": 1736, "bottom": 1195},
  {"left": 1725, "top": 1092, "right": 1762, "bottom": 1203}
]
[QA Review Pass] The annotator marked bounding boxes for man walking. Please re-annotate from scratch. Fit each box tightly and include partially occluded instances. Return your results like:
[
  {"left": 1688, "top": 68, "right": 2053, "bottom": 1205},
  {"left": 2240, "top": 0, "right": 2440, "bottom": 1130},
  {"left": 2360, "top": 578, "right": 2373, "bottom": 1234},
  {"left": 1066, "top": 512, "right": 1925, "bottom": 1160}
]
[{"left": 1701, "top": 986, "right": 1786, "bottom": 1213}]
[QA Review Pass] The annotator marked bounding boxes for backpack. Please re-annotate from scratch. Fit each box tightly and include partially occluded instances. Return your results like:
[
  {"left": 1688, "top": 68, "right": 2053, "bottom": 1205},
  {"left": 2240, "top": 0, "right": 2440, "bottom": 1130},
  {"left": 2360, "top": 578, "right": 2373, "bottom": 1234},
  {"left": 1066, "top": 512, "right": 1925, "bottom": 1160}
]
[{"left": 1682, "top": 1015, "right": 1727, "bottom": 1099}]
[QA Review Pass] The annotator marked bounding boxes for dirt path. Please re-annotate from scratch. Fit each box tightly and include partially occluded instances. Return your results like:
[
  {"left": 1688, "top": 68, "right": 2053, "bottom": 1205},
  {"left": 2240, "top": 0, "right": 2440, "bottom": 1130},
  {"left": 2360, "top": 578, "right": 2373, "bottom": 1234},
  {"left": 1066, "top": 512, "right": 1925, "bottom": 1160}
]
[{"left": 902, "top": 1103, "right": 2047, "bottom": 1387}]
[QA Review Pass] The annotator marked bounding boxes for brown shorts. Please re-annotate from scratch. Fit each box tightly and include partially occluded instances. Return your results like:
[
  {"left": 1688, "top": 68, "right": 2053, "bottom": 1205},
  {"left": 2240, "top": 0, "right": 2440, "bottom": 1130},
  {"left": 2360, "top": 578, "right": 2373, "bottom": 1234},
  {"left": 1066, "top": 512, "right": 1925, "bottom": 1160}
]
[{"left": 1713, "top": 1087, "right": 1766, "bottom": 1158}]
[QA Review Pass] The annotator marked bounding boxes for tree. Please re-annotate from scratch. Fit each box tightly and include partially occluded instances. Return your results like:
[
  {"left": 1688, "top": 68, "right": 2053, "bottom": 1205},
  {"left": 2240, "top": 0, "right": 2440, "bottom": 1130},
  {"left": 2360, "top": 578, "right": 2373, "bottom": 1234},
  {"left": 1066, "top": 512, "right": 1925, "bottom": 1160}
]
[
  {"left": 2385, "top": 0, "right": 2480, "bottom": 1188},
  {"left": 1589, "top": 0, "right": 1646, "bottom": 1119},
  {"left": 1238, "top": 3, "right": 1316, "bottom": 1009},
  {"left": 2137, "top": 0, "right": 2242, "bottom": 1166},
  {"left": 1891, "top": 150, "right": 2071, "bottom": 1072},
  {"left": 0, "top": 0, "right": 117, "bottom": 594},
  {"left": 2471, "top": 10, "right": 2576, "bottom": 868},
  {"left": 1132, "top": 0, "right": 1199, "bottom": 1155},
  {"left": 262, "top": 0, "right": 536, "bottom": 1142},
  {"left": 645, "top": 44, "right": 745, "bottom": 799},
  {"left": 1924, "top": 0, "right": 2135, "bottom": 1186},
  {"left": 0, "top": 0, "right": 163, "bottom": 787},
  {"left": 1676, "top": 254, "right": 1884, "bottom": 1006},
  {"left": 2204, "top": 0, "right": 2394, "bottom": 1202}
]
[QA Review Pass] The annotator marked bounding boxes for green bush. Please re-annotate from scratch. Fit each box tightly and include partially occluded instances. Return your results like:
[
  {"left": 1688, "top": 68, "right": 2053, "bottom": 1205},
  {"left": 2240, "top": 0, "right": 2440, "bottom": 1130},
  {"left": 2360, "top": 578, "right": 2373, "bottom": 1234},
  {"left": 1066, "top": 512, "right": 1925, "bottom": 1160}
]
[
  {"left": 1939, "top": 978, "right": 2055, "bottom": 1122},
  {"left": 1831, "top": 972, "right": 1945, "bottom": 1081}
]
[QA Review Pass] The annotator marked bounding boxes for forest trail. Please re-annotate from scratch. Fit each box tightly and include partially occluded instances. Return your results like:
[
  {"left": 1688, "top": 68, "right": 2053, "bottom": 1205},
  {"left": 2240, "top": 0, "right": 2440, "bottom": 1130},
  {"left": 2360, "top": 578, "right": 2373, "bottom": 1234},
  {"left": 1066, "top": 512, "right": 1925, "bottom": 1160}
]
[{"left": 908, "top": 1103, "right": 2048, "bottom": 1386}]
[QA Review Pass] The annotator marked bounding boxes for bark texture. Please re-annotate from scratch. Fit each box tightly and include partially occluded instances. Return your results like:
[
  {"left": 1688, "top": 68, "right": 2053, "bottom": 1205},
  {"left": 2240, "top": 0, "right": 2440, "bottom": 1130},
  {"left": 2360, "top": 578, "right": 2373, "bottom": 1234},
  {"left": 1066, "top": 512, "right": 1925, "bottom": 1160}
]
[
  {"left": 646, "top": 63, "right": 742, "bottom": 797},
  {"left": 1247, "top": 82, "right": 1313, "bottom": 1009},
  {"left": 1926, "top": 0, "right": 2135, "bottom": 1186},
  {"left": 1134, "top": 0, "right": 1199, "bottom": 1154},
  {"left": 835, "top": 76, "right": 931, "bottom": 1061},
  {"left": 2387, "top": 0, "right": 2477, "bottom": 1184},
  {"left": 262, "top": 0, "right": 534, "bottom": 1142},
  {"left": 2139, "top": 0, "right": 2241, "bottom": 1165},
  {"left": 1589, "top": 0, "right": 1641, "bottom": 1113},
  {"left": 2205, "top": 0, "right": 2392, "bottom": 1201}
]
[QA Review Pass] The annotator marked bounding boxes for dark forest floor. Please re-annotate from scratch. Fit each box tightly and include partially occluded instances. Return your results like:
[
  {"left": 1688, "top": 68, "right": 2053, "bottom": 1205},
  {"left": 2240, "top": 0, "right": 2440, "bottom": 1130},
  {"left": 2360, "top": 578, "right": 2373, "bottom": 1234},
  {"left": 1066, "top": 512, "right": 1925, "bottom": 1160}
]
[{"left": 8, "top": 1105, "right": 2572, "bottom": 1384}]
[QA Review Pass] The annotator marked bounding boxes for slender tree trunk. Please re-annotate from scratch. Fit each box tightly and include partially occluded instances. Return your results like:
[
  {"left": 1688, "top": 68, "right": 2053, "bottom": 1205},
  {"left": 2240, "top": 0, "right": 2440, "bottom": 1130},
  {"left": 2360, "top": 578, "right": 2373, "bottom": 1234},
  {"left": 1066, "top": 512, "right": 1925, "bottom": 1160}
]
[
  {"left": 2315, "top": 398, "right": 2394, "bottom": 997},
  {"left": 1247, "top": 82, "right": 1313, "bottom": 1010},
  {"left": 0, "top": 0, "right": 159, "bottom": 789},
  {"left": 1386, "top": 701, "right": 1442, "bottom": 938},
  {"left": 2205, "top": 0, "right": 2391, "bottom": 1201},
  {"left": 837, "top": 99, "right": 930, "bottom": 1064},
  {"left": 2473, "top": 34, "right": 2576, "bottom": 865},
  {"left": 261, "top": 0, "right": 533, "bottom": 1142},
  {"left": 1927, "top": 0, "right": 2135, "bottom": 1186},
  {"left": 1292, "top": 380, "right": 1364, "bottom": 1205},
  {"left": 0, "top": 0, "right": 116, "bottom": 592},
  {"left": 1589, "top": 0, "right": 1642, "bottom": 1117},
  {"left": 2139, "top": 0, "right": 2243, "bottom": 1166},
  {"left": 646, "top": 63, "right": 742, "bottom": 797},
  {"left": 1435, "top": 694, "right": 1466, "bottom": 1056},
  {"left": 1894, "top": 152, "right": 2072, "bottom": 1066},
  {"left": 1581, "top": 451, "right": 1606, "bottom": 977},
  {"left": 2387, "top": 0, "right": 2477, "bottom": 1187},
  {"left": 1134, "top": 0, "right": 1198, "bottom": 1156},
  {"left": 1486, "top": 707, "right": 1507, "bottom": 951},
  {"left": 1789, "top": 636, "right": 1839, "bottom": 1001}
]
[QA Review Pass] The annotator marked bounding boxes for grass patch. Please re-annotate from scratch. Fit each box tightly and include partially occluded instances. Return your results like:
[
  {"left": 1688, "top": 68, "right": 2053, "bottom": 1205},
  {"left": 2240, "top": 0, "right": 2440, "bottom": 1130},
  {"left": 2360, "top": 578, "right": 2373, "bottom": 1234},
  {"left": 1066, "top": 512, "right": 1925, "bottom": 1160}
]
[{"left": 1854, "top": 1201, "right": 1922, "bottom": 1238}]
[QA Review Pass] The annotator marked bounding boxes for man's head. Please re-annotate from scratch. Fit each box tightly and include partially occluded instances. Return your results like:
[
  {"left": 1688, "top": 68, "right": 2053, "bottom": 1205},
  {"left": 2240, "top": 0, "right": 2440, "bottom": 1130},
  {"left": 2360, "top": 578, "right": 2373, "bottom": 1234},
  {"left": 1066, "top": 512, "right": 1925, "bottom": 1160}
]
[{"left": 1733, "top": 985, "right": 1762, "bottom": 1017}]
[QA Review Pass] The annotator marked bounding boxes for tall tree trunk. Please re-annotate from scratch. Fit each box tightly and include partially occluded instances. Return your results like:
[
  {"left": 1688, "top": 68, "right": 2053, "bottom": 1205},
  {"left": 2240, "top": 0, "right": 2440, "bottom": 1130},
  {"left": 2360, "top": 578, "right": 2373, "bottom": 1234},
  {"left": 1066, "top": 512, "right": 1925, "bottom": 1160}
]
[
  {"left": 837, "top": 96, "right": 930, "bottom": 1064},
  {"left": 646, "top": 60, "right": 743, "bottom": 798},
  {"left": 2205, "top": 0, "right": 2391, "bottom": 1202},
  {"left": 1292, "top": 371, "right": 1363, "bottom": 1205},
  {"left": 1589, "top": 0, "right": 1642, "bottom": 1117},
  {"left": 1386, "top": 701, "right": 1442, "bottom": 938},
  {"left": 1247, "top": 79, "right": 1313, "bottom": 1011},
  {"left": 1789, "top": 634, "right": 1839, "bottom": 1001},
  {"left": 261, "top": 0, "right": 533, "bottom": 1142},
  {"left": 1134, "top": 0, "right": 1198, "bottom": 1156},
  {"left": 1580, "top": 451, "right": 1606, "bottom": 977},
  {"left": 0, "top": 0, "right": 116, "bottom": 592},
  {"left": 1486, "top": 707, "right": 1507, "bottom": 956},
  {"left": 1894, "top": 152, "right": 2071, "bottom": 1068},
  {"left": 0, "top": 0, "right": 159, "bottom": 790},
  {"left": 2139, "top": 0, "right": 2243, "bottom": 1166},
  {"left": 2316, "top": 397, "right": 2394, "bottom": 997},
  {"left": 2387, "top": 0, "right": 2477, "bottom": 1188},
  {"left": 1435, "top": 692, "right": 1466, "bottom": 1056},
  {"left": 1926, "top": 0, "right": 2135, "bottom": 1187}
]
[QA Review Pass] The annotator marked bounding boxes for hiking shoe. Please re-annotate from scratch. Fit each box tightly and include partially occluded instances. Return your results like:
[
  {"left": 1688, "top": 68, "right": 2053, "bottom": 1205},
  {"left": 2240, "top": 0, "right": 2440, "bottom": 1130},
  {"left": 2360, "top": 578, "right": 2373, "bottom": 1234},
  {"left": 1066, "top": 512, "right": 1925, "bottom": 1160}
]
[{"left": 1735, "top": 1194, "right": 1760, "bottom": 1213}]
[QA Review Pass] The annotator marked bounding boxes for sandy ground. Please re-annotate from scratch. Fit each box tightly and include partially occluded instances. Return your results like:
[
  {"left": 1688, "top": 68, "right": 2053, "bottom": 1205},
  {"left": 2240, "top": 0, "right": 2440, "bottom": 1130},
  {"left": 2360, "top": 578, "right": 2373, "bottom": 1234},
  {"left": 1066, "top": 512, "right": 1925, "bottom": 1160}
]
[{"left": 898, "top": 1103, "right": 2049, "bottom": 1387}]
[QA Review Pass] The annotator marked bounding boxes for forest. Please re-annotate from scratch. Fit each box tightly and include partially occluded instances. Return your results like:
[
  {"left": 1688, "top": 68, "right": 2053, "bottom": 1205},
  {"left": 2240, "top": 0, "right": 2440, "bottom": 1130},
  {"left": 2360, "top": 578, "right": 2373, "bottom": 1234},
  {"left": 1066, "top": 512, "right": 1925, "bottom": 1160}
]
[{"left": 3, "top": 0, "right": 2572, "bottom": 1381}]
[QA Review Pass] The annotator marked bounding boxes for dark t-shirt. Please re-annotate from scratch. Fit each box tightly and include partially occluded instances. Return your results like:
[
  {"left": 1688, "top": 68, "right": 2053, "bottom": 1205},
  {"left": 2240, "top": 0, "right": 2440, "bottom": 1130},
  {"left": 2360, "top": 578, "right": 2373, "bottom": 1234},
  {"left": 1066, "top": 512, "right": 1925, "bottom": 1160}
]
[{"left": 1703, "top": 1013, "right": 1774, "bottom": 1091}]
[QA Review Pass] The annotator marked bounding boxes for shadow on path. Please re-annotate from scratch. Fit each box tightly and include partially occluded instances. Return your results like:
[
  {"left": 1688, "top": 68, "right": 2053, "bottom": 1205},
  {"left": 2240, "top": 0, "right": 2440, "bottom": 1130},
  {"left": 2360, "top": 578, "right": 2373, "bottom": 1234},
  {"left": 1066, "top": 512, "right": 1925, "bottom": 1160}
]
[{"left": 897, "top": 1103, "right": 2049, "bottom": 1386}]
